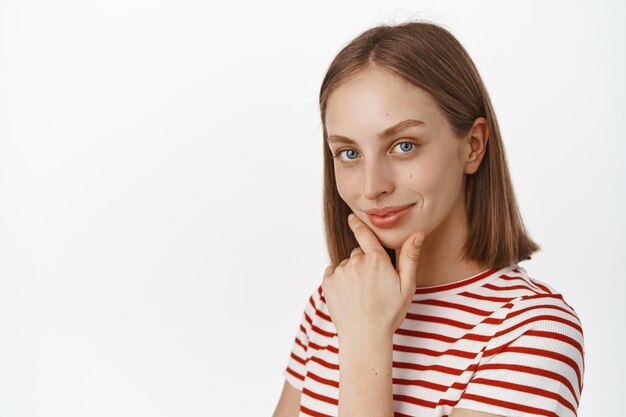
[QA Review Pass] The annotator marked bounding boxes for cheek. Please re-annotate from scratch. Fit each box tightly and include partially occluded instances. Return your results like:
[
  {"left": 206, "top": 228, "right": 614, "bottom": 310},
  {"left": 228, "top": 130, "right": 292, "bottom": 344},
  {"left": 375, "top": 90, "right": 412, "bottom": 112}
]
[
  {"left": 413, "top": 150, "right": 464, "bottom": 213},
  {"left": 335, "top": 170, "right": 359, "bottom": 205}
]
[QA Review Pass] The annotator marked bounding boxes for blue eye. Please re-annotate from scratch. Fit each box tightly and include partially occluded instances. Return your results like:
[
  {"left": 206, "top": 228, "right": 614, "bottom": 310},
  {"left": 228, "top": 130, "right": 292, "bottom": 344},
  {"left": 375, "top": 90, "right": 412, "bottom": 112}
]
[
  {"left": 395, "top": 142, "right": 414, "bottom": 153},
  {"left": 334, "top": 149, "right": 359, "bottom": 161},
  {"left": 332, "top": 142, "right": 417, "bottom": 163}
]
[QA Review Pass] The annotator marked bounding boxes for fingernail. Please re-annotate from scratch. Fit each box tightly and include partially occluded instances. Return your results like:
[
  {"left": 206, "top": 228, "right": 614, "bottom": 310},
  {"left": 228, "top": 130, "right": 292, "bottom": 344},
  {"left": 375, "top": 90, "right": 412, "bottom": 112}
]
[{"left": 413, "top": 233, "right": 425, "bottom": 245}]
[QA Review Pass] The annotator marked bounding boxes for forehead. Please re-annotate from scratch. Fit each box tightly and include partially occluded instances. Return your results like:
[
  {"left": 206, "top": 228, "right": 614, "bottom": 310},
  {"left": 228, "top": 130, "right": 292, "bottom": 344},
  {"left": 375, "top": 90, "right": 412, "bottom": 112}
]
[{"left": 325, "top": 68, "right": 442, "bottom": 135}]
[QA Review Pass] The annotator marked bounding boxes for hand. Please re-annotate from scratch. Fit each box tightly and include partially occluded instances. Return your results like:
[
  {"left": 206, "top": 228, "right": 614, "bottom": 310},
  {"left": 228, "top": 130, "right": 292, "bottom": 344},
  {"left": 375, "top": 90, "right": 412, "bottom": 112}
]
[{"left": 321, "top": 213, "right": 426, "bottom": 343}]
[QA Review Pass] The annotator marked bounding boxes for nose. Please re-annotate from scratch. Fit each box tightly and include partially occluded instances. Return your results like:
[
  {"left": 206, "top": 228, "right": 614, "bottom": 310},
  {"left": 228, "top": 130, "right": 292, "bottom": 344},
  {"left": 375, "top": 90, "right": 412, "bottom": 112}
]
[{"left": 362, "top": 157, "right": 395, "bottom": 200}]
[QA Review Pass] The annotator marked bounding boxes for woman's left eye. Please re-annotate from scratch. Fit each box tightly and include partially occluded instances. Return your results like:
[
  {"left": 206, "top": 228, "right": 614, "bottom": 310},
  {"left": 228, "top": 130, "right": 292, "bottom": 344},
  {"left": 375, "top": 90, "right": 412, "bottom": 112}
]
[{"left": 393, "top": 142, "right": 415, "bottom": 154}]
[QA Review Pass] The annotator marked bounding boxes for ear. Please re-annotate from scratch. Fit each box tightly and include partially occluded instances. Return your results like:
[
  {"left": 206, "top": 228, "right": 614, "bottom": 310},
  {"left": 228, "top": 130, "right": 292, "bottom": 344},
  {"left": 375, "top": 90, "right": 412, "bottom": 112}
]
[{"left": 463, "top": 117, "right": 490, "bottom": 175}]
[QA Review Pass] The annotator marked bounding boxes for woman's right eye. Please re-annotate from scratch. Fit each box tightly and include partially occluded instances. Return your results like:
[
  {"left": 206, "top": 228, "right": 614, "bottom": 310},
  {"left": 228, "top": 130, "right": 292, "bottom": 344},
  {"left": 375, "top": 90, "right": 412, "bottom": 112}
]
[{"left": 332, "top": 149, "right": 358, "bottom": 162}]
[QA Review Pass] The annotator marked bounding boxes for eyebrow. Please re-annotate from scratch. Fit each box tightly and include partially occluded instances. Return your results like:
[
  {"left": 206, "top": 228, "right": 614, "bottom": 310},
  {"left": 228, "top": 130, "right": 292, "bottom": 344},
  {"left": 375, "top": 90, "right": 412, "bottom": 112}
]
[{"left": 326, "top": 119, "right": 426, "bottom": 145}]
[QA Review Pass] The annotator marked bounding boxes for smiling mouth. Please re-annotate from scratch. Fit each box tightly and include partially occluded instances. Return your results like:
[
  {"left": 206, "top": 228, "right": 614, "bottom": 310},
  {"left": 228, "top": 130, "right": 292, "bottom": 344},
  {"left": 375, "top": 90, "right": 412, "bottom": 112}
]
[
  {"left": 365, "top": 203, "right": 415, "bottom": 229},
  {"left": 365, "top": 203, "right": 416, "bottom": 217}
]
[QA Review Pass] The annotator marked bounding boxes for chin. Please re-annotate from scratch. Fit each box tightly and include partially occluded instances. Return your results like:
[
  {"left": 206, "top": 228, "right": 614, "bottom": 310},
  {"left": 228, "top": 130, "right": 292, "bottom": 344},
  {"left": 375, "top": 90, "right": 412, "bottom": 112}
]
[
  {"left": 373, "top": 231, "right": 410, "bottom": 251},
  {"left": 372, "top": 220, "right": 430, "bottom": 250}
]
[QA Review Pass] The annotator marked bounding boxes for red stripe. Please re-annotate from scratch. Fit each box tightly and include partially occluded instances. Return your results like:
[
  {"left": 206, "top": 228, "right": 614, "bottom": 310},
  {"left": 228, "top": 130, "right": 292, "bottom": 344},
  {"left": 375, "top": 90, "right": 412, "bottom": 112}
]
[
  {"left": 308, "top": 325, "right": 336, "bottom": 341},
  {"left": 310, "top": 325, "right": 335, "bottom": 338},
  {"left": 300, "top": 404, "right": 332, "bottom": 417},
  {"left": 470, "top": 377, "right": 577, "bottom": 413},
  {"left": 302, "top": 387, "right": 337, "bottom": 406},
  {"left": 459, "top": 393, "right": 558, "bottom": 417},
  {"left": 392, "top": 394, "right": 438, "bottom": 409},
  {"left": 460, "top": 292, "right": 517, "bottom": 302},
  {"left": 315, "top": 308, "right": 331, "bottom": 322},
  {"left": 528, "top": 278, "right": 553, "bottom": 294},
  {"left": 522, "top": 294, "right": 582, "bottom": 323},
  {"left": 392, "top": 377, "right": 448, "bottom": 391},
  {"left": 484, "top": 282, "right": 538, "bottom": 292},
  {"left": 395, "top": 328, "right": 461, "bottom": 343},
  {"left": 309, "top": 355, "right": 339, "bottom": 370},
  {"left": 493, "top": 312, "right": 582, "bottom": 338},
  {"left": 414, "top": 268, "right": 500, "bottom": 295},
  {"left": 500, "top": 273, "right": 544, "bottom": 293},
  {"left": 309, "top": 340, "right": 338, "bottom": 354},
  {"left": 393, "top": 359, "right": 477, "bottom": 376},
  {"left": 525, "top": 329, "right": 584, "bottom": 358},
  {"left": 307, "top": 370, "right": 339, "bottom": 388},
  {"left": 523, "top": 293, "right": 564, "bottom": 302},
  {"left": 295, "top": 335, "right": 307, "bottom": 351},
  {"left": 509, "top": 296, "right": 578, "bottom": 320},
  {"left": 286, "top": 366, "right": 304, "bottom": 381},
  {"left": 415, "top": 298, "right": 512, "bottom": 316},
  {"left": 290, "top": 351, "right": 306, "bottom": 366},
  {"left": 493, "top": 345, "right": 583, "bottom": 392},
  {"left": 403, "top": 313, "right": 476, "bottom": 329},
  {"left": 405, "top": 311, "right": 508, "bottom": 328},
  {"left": 393, "top": 344, "right": 480, "bottom": 359},
  {"left": 394, "top": 327, "right": 492, "bottom": 344},
  {"left": 474, "top": 362, "right": 579, "bottom": 405}
]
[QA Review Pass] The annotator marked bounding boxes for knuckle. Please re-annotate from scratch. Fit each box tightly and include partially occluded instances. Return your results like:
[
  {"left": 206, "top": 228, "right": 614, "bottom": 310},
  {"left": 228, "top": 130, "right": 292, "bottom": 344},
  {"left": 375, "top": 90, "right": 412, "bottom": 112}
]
[
  {"left": 350, "top": 248, "right": 362, "bottom": 257},
  {"left": 370, "top": 251, "right": 387, "bottom": 264},
  {"left": 350, "top": 221, "right": 362, "bottom": 232},
  {"left": 408, "top": 251, "right": 421, "bottom": 263},
  {"left": 408, "top": 247, "right": 421, "bottom": 262},
  {"left": 323, "top": 264, "right": 334, "bottom": 278}
]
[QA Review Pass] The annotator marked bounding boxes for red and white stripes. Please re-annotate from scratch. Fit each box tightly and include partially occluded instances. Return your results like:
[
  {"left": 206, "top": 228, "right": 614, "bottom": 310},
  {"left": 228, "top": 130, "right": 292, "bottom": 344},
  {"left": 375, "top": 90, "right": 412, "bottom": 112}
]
[{"left": 283, "top": 264, "right": 585, "bottom": 417}]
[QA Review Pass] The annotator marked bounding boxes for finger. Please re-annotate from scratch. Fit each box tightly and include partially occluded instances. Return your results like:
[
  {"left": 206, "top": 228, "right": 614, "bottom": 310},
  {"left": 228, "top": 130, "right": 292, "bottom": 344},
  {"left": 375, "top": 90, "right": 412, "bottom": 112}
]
[
  {"left": 322, "top": 264, "right": 335, "bottom": 299},
  {"left": 397, "top": 231, "right": 426, "bottom": 296},
  {"left": 347, "top": 213, "right": 387, "bottom": 256},
  {"left": 323, "top": 264, "right": 334, "bottom": 279},
  {"left": 350, "top": 247, "right": 364, "bottom": 258}
]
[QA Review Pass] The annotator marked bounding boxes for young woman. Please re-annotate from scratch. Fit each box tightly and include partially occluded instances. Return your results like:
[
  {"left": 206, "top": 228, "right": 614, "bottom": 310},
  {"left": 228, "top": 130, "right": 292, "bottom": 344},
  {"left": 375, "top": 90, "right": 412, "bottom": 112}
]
[{"left": 272, "top": 20, "right": 584, "bottom": 417}]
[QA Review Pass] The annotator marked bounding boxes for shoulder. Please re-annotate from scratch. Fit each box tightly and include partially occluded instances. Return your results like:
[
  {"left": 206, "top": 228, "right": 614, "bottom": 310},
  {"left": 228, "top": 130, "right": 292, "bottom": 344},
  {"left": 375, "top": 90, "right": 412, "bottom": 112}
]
[
  {"left": 505, "top": 265, "right": 583, "bottom": 330},
  {"left": 485, "top": 267, "right": 585, "bottom": 384},
  {"left": 493, "top": 265, "right": 583, "bottom": 322},
  {"left": 484, "top": 265, "right": 585, "bottom": 364},
  {"left": 457, "top": 268, "right": 585, "bottom": 416}
]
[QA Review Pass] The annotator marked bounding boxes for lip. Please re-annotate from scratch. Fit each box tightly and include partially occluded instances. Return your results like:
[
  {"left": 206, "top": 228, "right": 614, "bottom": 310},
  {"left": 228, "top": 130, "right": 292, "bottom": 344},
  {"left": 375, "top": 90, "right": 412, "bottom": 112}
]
[
  {"left": 365, "top": 203, "right": 416, "bottom": 229},
  {"left": 365, "top": 203, "right": 416, "bottom": 217}
]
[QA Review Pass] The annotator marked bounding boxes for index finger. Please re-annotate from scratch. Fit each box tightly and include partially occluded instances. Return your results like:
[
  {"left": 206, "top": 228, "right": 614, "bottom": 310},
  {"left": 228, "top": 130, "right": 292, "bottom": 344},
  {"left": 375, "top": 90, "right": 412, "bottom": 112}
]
[{"left": 347, "top": 213, "right": 387, "bottom": 256}]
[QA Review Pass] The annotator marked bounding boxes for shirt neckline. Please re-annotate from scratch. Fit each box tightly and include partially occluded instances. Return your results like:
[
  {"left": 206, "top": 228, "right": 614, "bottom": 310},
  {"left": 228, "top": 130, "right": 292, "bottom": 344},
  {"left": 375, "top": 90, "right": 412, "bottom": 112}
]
[{"left": 411, "top": 263, "right": 518, "bottom": 301}]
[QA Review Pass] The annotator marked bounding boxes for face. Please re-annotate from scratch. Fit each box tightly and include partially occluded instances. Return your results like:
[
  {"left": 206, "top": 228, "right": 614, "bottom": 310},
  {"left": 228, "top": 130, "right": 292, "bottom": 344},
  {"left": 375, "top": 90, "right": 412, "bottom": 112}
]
[{"left": 325, "top": 67, "right": 483, "bottom": 251}]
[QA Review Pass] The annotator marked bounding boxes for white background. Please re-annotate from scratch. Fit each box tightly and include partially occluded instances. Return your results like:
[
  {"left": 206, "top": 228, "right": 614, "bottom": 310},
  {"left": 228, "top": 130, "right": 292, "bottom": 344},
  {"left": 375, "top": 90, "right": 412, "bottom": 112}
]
[{"left": 1, "top": 0, "right": 624, "bottom": 416}]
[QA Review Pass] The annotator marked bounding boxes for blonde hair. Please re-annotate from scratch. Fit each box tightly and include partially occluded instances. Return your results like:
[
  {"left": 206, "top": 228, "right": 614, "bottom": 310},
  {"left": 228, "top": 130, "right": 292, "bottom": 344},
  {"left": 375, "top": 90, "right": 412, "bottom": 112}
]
[{"left": 319, "top": 20, "right": 540, "bottom": 269}]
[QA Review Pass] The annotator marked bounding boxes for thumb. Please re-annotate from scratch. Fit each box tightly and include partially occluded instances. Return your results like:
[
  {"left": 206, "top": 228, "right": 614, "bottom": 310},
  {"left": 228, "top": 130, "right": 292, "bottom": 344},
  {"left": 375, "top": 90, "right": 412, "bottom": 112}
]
[{"left": 397, "top": 231, "right": 426, "bottom": 296}]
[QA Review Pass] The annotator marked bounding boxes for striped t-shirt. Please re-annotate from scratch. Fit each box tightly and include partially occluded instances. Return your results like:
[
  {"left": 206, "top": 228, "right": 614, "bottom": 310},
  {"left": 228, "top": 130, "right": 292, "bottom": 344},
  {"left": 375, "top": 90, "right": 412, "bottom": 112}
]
[{"left": 283, "top": 263, "right": 585, "bottom": 417}]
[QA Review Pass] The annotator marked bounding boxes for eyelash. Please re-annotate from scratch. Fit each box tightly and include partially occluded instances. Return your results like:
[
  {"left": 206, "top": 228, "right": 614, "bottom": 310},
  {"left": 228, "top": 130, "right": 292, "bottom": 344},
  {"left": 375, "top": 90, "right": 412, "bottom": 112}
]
[{"left": 332, "top": 141, "right": 418, "bottom": 163}]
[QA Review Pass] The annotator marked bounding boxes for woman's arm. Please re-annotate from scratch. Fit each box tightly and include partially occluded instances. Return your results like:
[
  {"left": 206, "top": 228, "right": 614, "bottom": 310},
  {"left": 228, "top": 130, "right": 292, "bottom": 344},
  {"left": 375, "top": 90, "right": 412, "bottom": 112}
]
[
  {"left": 338, "top": 333, "right": 394, "bottom": 417},
  {"left": 322, "top": 214, "right": 425, "bottom": 417},
  {"left": 271, "top": 380, "right": 301, "bottom": 417}
]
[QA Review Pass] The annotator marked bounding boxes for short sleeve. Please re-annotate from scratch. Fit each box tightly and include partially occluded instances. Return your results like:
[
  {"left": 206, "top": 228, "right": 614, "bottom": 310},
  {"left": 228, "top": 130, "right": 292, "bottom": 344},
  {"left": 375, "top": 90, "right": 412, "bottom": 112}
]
[
  {"left": 282, "top": 286, "right": 319, "bottom": 392},
  {"left": 454, "top": 295, "right": 585, "bottom": 417}
]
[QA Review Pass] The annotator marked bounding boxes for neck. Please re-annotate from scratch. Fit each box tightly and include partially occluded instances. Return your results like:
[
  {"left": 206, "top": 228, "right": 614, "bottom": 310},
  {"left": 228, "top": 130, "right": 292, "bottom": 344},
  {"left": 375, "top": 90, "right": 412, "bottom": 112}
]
[{"left": 394, "top": 192, "right": 489, "bottom": 288}]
